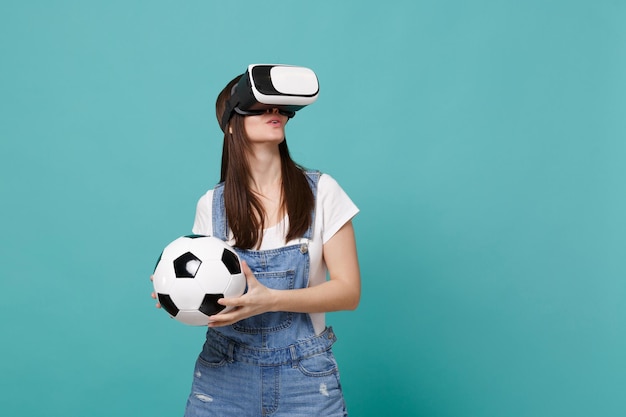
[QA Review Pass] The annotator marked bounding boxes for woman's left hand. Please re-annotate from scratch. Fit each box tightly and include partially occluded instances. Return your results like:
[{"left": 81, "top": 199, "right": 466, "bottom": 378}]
[{"left": 207, "top": 261, "right": 275, "bottom": 327}]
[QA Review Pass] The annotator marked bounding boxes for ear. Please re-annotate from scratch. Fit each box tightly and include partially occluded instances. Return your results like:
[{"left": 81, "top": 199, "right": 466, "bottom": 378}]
[{"left": 228, "top": 124, "right": 233, "bottom": 134}]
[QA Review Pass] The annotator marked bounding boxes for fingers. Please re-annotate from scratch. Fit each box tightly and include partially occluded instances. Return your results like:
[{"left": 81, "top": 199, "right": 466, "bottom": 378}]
[
  {"left": 151, "top": 291, "right": 161, "bottom": 308},
  {"left": 216, "top": 272, "right": 255, "bottom": 308},
  {"left": 150, "top": 276, "right": 161, "bottom": 308},
  {"left": 217, "top": 296, "right": 237, "bottom": 306},
  {"left": 216, "top": 261, "right": 256, "bottom": 308},
  {"left": 242, "top": 261, "right": 259, "bottom": 287},
  {"left": 242, "top": 260, "right": 252, "bottom": 276},
  {"left": 208, "top": 308, "right": 240, "bottom": 327},
  {"left": 206, "top": 262, "right": 269, "bottom": 327}
]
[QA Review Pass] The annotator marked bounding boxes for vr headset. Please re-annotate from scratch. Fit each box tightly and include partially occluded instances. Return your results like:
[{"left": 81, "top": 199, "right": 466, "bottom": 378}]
[{"left": 220, "top": 64, "right": 319, "bottom": 131}]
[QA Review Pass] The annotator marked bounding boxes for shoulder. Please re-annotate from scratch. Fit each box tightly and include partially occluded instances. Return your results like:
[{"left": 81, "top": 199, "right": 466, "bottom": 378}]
[
  {"left": 313, "top": 172, "right": 359, "bottom": 243},
  {"left": 317, "top": 173, "right": 353, "bottom": 201},
  {"left": 300, "top": 170, "right": 345, "bottom": 199},
  {"left": 196, "top": 188, "right": 215, "bottom": 209},
  {"left": 192, "top": 188, "right": 216, "bottom": 236},
  {"left": 318, "top": 172, "right": 339, "bottom": 189}
]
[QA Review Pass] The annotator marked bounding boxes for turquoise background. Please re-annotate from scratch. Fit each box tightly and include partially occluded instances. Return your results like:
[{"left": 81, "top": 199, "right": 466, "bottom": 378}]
[{"left": 1, "top": 1, "right": 625, "bottom": 416}]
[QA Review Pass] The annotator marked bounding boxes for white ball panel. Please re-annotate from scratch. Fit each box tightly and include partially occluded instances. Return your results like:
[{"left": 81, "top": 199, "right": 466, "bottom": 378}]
[
  {"left": 194, "top": 259, "right": 231, "bottom": 293},
  {"left": 223, "top": 272, "right": 246, "bottom": 298},
  {"left": 174, "top": 310, "right": 211, "bottom": 326},
  {"left": 152, "top": 261, "right": 175, "bottom": 293},
  {"left": 168, "top": 279, "right": 206, "bottom": 309}
]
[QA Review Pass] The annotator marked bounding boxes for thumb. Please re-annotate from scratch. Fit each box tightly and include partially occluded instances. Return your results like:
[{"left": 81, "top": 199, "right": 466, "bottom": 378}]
[{"left": 241, "top": 261, "right": 257, "bottom": 286}]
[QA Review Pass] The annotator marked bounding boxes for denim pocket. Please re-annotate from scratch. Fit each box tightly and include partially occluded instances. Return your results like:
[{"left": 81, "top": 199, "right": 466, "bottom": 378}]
[
  {"left": 254, "top": 269, "right": 296, "bottom": 290},
  {"left": 297, "top": 351, "right": 339, "bottom": 377},
  {"left": 198, "top": 344, "right": 228, "bottom": 368}
]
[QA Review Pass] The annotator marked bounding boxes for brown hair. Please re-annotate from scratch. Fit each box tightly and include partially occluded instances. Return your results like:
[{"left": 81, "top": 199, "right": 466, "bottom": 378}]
[{"left": 215, "top": 75, "right": 314, "bottom": 249}]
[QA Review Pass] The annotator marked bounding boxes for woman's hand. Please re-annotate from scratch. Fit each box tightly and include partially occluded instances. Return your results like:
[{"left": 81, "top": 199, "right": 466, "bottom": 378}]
[
  {"left": 149, "top": 275, "right": 161, "bottom": 309},
  {"left": 208, "top": 261, "right": 276, "bottom": 327}
]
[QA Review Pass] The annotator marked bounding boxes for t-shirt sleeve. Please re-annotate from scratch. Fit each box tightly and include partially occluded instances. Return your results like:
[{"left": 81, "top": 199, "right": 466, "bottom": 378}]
[
  {"left": 192, "top": 190, "right": 213, "bottom": 236},
  {"left": 318, "top": 174, "right": 359, "bottom": 244}
]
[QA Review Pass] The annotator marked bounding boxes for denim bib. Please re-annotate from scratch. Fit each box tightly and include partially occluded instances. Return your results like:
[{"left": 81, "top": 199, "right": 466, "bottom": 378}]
[{"left": 207, "top": 171, "right": 336, "bottom": 356}]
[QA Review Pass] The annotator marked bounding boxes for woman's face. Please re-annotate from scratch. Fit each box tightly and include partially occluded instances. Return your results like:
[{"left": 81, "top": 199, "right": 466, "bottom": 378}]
[{"left": 243, "top": 109, "right": 289, "bottom": 144}]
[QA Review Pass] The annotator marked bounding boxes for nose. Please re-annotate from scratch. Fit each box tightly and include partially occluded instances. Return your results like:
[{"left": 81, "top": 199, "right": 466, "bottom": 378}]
[{"left": 267, "top": 108, "right": 279, "bottom": 114}]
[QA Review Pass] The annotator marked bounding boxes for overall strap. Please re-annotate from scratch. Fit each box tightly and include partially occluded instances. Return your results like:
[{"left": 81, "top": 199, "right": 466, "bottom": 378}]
[
  {"left": 302, "top": 170, "right": 321, "bottom": 240},
  {"left": 211, "top": 182, "right": 228, "bottom": 240}
]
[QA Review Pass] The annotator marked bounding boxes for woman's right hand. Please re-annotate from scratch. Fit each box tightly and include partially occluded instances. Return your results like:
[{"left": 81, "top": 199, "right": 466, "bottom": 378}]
[{"left": 150, "top": 275, "right": 161, "bottom": 308}]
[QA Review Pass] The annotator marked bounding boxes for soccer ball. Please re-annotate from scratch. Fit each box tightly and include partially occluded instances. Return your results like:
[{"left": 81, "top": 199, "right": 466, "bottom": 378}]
[{"left": 152, "top": 235, "right": 246, "bottom": 326}]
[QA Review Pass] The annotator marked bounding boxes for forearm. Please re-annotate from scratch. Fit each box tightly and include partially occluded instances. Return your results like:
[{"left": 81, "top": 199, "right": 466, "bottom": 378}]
[{"left": 270, "top": 277, "right": 360, "bottom": 314}]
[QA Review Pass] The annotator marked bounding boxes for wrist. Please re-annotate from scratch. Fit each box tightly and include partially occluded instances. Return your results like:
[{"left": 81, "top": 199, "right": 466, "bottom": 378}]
[{"left": 268, "top": 288, "right": 281, "bottom": 312}]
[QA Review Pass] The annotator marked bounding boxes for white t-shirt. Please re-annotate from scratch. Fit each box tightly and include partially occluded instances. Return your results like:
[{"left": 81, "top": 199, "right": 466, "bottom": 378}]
[{"left": 192, "top": 173, "right": 359, "bottom": 334}]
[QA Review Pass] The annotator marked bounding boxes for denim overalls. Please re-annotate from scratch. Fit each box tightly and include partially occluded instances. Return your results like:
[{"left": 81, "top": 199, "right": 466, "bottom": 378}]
[{"left": 184, "top": 171, "right": 347, "bottom": 417}]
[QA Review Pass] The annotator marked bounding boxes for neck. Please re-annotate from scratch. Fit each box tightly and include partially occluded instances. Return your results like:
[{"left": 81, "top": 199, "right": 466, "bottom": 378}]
[{"left": 246, "top": 143, "right": 282, "bottom": 195}]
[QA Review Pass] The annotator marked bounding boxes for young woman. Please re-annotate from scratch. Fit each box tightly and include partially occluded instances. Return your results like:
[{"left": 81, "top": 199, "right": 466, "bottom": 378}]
[{"left": 154, "top": 70, "right": 360, "bottom": 417}]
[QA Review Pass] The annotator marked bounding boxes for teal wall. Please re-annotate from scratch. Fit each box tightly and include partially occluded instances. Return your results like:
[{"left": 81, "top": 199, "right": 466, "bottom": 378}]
[{"left": 1, "top": 1, "right": 625, "bottom": 416}]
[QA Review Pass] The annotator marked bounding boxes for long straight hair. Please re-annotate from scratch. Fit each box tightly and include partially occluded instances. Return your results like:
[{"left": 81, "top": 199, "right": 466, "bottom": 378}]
[{"left": 216, "top": 75, "right": 314, "bottom": 249}]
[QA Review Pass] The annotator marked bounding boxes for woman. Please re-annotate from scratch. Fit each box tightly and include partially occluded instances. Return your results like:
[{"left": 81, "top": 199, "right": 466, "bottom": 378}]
[{"left": 155, "top": 69, "right": 360, "bottom": 416}]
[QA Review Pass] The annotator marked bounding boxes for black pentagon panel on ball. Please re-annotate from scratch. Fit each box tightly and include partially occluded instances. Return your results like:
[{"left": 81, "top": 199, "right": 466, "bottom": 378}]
[
  {"left": 221, "top": 248, "right": 241, "bottom": 274},
  {"left": 184, "top": 234, "right": 208, "bottom": 239},
  {"left": 157, "top": 293, "right": 179, "bottom": 317},
  {"left": 174, "top": 251, "right": 202, "bottom": 278},
  {"left": 198, "top": 294, "right": 225, "bottom": 316}
]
